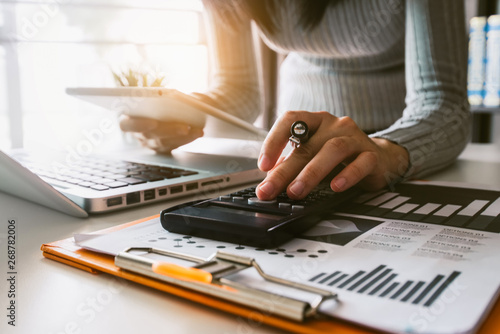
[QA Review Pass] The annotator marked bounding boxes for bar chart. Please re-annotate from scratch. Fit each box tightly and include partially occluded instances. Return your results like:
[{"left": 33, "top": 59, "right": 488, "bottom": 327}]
[
  {"left": 309, "top": 264, "right": 461, "bottom": 307},
  {"left": 342, "top": 183, "right": 500, "bottom": 233}
]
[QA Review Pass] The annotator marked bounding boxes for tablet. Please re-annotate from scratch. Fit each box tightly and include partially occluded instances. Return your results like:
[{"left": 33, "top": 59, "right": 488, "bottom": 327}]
[{"left": 66, "top": 87, "right": 268, "bottom": 140}]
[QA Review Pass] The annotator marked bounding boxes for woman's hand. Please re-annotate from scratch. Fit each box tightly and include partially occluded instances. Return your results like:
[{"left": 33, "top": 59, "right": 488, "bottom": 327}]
[
  {"left": 119, "top": 115, "right": 204, "bottom": 154},
  {"left": 256, "top": 111, "right": 409, "bottom": 200}
]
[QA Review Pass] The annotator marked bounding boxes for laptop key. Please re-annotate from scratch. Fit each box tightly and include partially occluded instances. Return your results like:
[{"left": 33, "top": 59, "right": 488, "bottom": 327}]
[
  {"left": 78, "top": 181, "right": 96, "bottom": 188},
  {"left": 107, "top": 168, "right": 128, "bottom": 174},
  {"left": 66, "top": 178, "right": 83, "bottom": 184},
  {"left": 94, "top": 178, "right": 115, "bottom": 184},
  {"left": 90, "top": 170, "right": 111, "bottom": 177},
  {"left": 54, "top": 175, "right": 70, "bottom": 182},
  {"left": 136, "top": 174, "right": 165, "bottom": 182},
  {"left": 116, "top": 177, "right": 147, "bottom": 185},
  {"left": 67, "top": 172, "right": 87, "bottom": 179},
  {"left": 106, "top": 174, "right": 128, "bottom": 180},
  {"left": 90, "top": 184, "right": 110, "bottom": 191},
  {"left": 160, "top": 173, "right": 182, "bottom": 179},
  {"left": 159, "top": 168, "right": 175, "bottom": 173},
  {"left": 104, "top": 181, "right": 128, "bottom": 188},
  {"left": 80, "top": 175, "right": 104, "bottom": 182}
]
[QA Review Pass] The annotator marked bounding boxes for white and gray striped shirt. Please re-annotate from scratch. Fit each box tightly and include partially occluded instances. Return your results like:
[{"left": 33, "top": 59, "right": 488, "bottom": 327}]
[{"left": 202, "top": 0, "right": 470, "bottom": 180}]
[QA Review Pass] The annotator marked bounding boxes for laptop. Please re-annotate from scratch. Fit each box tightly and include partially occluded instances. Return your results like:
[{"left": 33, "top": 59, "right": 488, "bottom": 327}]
[
  {"left": 0, "top": 87, "right": 269, "bottom": 217},
  {"left": 0, "top": 140, "right": 267, "bottom": 218}
]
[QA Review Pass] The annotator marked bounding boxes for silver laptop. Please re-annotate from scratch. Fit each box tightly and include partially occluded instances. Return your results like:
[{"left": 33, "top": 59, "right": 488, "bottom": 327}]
[{"left": 0, "top": 144, "right": 266, "bottom": 217}]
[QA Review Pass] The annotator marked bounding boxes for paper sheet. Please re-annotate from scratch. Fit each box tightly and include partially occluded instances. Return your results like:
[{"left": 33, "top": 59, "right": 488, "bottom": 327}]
[{"left": 77, "top": 181, "right": 500, "bottom": 334}]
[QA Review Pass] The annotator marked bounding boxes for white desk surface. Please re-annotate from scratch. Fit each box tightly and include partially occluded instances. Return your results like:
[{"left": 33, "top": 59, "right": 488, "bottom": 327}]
[{"left": 1, "top": 142, "right": 500, "bottom": 334}]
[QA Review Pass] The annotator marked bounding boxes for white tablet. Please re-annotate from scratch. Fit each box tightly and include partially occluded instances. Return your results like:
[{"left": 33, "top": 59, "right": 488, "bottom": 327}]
[{"left": 66, "top": 87, "right": 268, "bottom": 140}]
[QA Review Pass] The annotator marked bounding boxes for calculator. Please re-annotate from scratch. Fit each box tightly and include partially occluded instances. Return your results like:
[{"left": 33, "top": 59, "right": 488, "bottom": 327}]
[{"left": 160, "top": 180, "right": 360, "bottom": 248}]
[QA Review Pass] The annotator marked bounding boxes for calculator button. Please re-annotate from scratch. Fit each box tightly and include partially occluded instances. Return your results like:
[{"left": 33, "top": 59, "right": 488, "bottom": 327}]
[
  {"left": 248, "top": 197, "right": 277, "bottom": 206},
  {"left": 278, "top": 203, "right": 292, "bottom": 210},
  {"left": 219, "top": 195, "right": 231, "bottom": 201},
  {"left": 232, "top": 196, "right": 245, "bottom": 202},
  {"left": 292, "top": 205, "right": 305, "bottom": 212}
]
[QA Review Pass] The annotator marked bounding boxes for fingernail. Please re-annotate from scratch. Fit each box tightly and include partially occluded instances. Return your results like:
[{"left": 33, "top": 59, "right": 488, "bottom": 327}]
[
  {"left": 289, "top": 180, "right": 305, "bottom": 197},
  {"left": 258, "top": 154, "right": 271, "bottom": 170},
  {"left": 333, "top": 177, "right": 346, "bottom": 191},
  {"left": 258, "top": 181, "right": 275, "bottom": 197}
]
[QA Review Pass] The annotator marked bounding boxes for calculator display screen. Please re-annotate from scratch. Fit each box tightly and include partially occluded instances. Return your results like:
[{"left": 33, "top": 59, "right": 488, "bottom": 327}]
[{"left": 206, "top": 205, "right": 286, "bottom": 221}]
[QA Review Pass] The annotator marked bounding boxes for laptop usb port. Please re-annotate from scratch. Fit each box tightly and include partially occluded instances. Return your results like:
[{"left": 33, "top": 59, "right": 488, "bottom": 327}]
[
  {"left": 158, "top": 188, "right": 167, "bottom": 196},
  {"left": 170, "top": 185, "right": 183, "bottom": 194},
  {"left": 144, "top": 189, "right": 156, "bottom": 201},
  {"left": 126, "top": 192, "right": 141, "bottom": 205},
  {"left": 186, "top": 183, "right": 198, "bottom": 191},
  {"left": 107, "top": 197, "right": 123, "bottom": 207}
]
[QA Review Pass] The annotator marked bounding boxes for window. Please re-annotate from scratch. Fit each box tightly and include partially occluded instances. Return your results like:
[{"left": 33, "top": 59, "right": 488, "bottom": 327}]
[{"left": 0, "top": 0, "right": 207, "bottom": 151}]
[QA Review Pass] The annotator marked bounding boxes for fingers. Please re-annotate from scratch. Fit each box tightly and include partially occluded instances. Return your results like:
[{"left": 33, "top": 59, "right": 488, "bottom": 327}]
[
  {"left": 119, "top": 115, "right": 158, "bottom": 132},
  {"left": 120, "top": 115, "right": 199, "bottom": 138},
  {"left": 133, "top": 128, "right": 204, "bottom": 154},
  {"left": 287, "top": 138, "right": 356, "bottom": 198},
  {"left": 257, "top": 135, "right": 364, "bottom": 200},
  {"left": 256, "top": 114, "right": 381, "bottom": 200},
  {"left": 257, "top": 151, "right": 308, "bottom": 199},
  {"left": 330, "top": 151, "right": 379, "bottom": 192},
  {"left": 150, "top": 130, "right": 204, "bottom": 154},
  {"left": 120, "top": 115, "right": 204, "bottom": 153}
]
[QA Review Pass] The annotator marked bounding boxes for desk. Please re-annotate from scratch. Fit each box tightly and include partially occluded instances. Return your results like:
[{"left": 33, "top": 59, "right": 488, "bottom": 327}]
[{"left": 1, "top": 143, "right": 500, "bottom": 334}]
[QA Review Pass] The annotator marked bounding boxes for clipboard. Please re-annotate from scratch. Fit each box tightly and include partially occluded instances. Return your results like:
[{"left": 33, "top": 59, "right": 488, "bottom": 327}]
[{"left": 41, "top": 215, "right": 500, "bottom": 334}]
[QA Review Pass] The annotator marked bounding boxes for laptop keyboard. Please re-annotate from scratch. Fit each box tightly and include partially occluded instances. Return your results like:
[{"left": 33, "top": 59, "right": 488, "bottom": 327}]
[{"left": 17, "top": 155, "right": 199, "bottom": 191}]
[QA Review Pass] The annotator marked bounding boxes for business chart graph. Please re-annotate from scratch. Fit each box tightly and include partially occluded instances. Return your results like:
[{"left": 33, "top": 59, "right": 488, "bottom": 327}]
[
  {"left": 341, "top": 183, "right": 500, "bottom": 233},
  {"left": 309, "top": 264, "right": 461, "bottom": 307}
]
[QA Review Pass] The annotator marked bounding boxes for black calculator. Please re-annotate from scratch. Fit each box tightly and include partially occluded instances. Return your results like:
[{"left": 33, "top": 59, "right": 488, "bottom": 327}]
[{"left": 160, "top": 180, "right": 360, "bottom": 248}]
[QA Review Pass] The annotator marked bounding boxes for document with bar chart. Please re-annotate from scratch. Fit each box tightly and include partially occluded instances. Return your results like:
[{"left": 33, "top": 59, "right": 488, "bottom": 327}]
[{"left": 78, "top": 181, "right": 500, "bottom": 334}]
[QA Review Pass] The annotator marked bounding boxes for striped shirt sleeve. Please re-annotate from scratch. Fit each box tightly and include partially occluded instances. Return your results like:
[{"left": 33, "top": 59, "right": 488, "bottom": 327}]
[
  {"left": 370, "top": 0, "right": 470, "bottom": 180},
  {"left": 199, "top": 4, "right": 261, "bottom": 123}
]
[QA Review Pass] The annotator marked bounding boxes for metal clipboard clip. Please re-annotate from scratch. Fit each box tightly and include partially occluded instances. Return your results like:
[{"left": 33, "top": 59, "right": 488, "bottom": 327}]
[{"left": 115, "top": 247, "right": 338, "bottom": 322}]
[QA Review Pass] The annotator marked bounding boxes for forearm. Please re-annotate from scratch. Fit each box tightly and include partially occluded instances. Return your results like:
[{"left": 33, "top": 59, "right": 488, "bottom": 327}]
[
  {"left": 200, "top": 81, "right": 261, "bottom": 123},
  {"left": 201, "top": 3, "right": 261, "bottom": 123}
]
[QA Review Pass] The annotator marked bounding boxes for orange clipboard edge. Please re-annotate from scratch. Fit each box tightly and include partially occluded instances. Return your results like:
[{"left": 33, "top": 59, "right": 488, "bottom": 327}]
[{"left": 41, "top": 215, "right": 367, "bottom": 334}]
